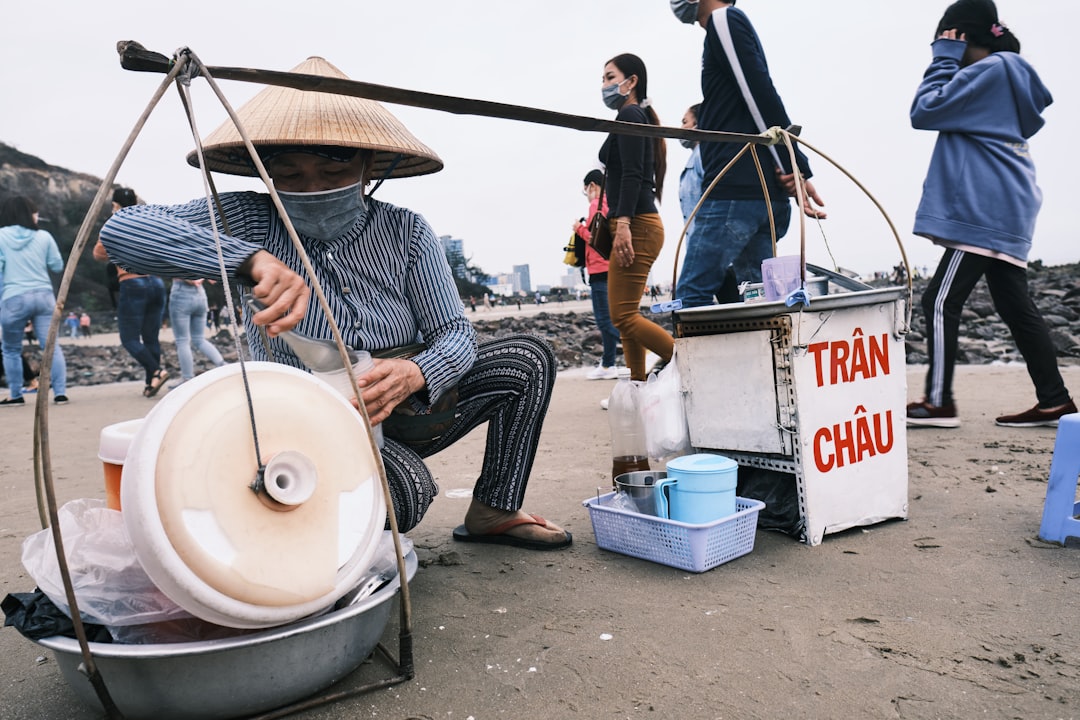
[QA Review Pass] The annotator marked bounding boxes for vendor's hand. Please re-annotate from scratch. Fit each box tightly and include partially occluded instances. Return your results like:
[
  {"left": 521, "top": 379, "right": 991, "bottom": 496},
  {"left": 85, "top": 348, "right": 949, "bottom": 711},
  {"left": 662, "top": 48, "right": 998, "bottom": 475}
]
[
  {"left": 354, "top": 358, "right": 427, "bottom": 425},
  {"left": 775, "top": 169, "right": 827, "bottom": 219},
  {"left": 612, "top": 220, "right": 634, "bottom": 268},
  {"left": 239, "top": 250, "right": 310, "bottom": 337},
  {"left": 799, "top": 180, "right": 827, "bottom": 219},
  {"left": 776, "top": 168, "right": 799, "bottom": 196}
]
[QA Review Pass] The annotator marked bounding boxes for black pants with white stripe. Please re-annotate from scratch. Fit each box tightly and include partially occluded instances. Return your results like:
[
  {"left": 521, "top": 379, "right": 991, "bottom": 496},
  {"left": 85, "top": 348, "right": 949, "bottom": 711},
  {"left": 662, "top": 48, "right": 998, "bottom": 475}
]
[
  {"left": 921, "top": 248, "right": 1070, "bottom": 409},
  {"left": 378, "top": 334, "right": 556, "bottom": 532}
]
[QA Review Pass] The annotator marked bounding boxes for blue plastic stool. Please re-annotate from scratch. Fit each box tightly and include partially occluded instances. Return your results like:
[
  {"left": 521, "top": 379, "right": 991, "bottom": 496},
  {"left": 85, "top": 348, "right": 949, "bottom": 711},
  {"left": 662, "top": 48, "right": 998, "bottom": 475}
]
[{"left": 1038, "top": 413, "right": 1080, "bottom": 545}]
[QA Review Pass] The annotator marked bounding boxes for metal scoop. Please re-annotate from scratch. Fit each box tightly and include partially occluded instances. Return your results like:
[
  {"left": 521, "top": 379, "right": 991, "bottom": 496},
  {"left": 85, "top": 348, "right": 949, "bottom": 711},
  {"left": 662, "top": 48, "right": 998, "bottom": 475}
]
[{"left": 246, "top": 297, "right": 358, "bottom": 372}]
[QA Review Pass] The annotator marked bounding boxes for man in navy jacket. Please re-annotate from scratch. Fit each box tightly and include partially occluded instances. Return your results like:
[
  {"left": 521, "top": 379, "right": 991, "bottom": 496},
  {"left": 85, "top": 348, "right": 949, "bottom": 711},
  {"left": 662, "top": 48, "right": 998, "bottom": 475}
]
[{"left": 670, "top": 0, "right": 825, "bottom": 307}]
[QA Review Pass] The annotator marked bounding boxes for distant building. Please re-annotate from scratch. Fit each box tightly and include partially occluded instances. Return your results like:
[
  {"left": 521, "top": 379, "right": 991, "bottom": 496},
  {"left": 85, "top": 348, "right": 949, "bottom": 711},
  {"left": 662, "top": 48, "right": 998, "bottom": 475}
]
[
  {"left": 512, "top": 264, "right": 532, "bottom": 294},
  {"left": 560, "top": 269, "right": 588, "bottom": 291},
  {"left": 440, "top": 235, "right": 467, "bottom": 280}
]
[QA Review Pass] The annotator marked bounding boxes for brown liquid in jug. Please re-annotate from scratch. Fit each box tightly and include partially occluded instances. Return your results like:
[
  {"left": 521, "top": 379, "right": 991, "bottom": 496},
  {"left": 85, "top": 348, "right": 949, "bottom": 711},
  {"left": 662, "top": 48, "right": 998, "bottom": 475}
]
[{"left": 611, "top": 455, "right": 651, "bottom": 488}]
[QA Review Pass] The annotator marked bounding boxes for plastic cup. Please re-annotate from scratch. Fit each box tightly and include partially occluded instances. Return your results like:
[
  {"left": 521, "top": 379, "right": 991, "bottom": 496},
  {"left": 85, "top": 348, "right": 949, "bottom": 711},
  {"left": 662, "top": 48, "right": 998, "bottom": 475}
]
[
  {"left": 761, "top": 255, "right": 803, "bottom": 302},
  {"left": 98, "top": 418, "right": 145, "bottom": 510},
  {"left": 312, "top": 352, "right": 385, "bottom": 449}
]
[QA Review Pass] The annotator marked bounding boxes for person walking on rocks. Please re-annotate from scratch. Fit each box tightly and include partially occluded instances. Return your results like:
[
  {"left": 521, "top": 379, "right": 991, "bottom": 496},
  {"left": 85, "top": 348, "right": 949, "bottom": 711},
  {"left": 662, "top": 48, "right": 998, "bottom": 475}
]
[
  {"left": 64, "top": 311, "right": 78, "bottom": 338},
  {"left": 678, "top": 103, "right": 704, "bottom": 238},
  {"left": 669, "top": 0, "right": 826, "bottom": 308},
  {"left": 94, "top": 187, "right": 169, "bottom": 398},
  {"left": 0, "top": 196, "right": 69, "bottom": 406},
  {"left": 573, "top": 169, "right": 622, "bottom": 380},
  {"left": 906, "top": 0, "right": 1076, "bottom": 429},
  {"left": 168, "top": 278, "right": 225, "bottom": 387},
  {"left": 596, "top": 52, "right": 674, "bottom": 381}
]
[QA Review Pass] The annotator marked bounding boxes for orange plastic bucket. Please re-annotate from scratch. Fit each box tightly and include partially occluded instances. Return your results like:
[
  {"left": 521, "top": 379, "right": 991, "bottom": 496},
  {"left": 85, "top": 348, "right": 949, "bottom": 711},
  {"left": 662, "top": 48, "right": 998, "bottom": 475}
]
[{"left": 98, "top": 419, "right": 144, "bottom": 510}]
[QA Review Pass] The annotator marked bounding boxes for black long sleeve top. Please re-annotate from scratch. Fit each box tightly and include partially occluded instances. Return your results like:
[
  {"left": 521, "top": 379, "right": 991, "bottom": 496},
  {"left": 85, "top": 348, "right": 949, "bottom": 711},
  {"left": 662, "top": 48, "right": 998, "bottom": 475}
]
[{"left": 599, "top": 104, "right": 659, "bottom": 218}]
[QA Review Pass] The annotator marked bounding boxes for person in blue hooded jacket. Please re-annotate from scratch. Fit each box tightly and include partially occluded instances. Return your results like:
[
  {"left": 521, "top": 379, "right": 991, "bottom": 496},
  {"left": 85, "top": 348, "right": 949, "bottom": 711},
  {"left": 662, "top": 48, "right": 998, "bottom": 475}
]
[
  {"left": 906, "top": 0, "right": 1075, "bottom": 429},
  {"left": 0, "top": 196, "right": 68, "bottom": 406}
]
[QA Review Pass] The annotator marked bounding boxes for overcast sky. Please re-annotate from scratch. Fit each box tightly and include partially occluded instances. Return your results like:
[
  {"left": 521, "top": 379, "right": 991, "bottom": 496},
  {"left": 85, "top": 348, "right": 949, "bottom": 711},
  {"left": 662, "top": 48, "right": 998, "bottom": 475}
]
[{"left": 3, "top": 1, "right": 1077, "bottom": 288}]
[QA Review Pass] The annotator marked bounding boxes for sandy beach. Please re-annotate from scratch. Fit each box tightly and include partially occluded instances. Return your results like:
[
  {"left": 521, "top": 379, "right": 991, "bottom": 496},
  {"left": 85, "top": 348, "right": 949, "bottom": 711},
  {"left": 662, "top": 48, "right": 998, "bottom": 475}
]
[{"left": 2, "top": 339, "right": 1079, "bottom": 718}]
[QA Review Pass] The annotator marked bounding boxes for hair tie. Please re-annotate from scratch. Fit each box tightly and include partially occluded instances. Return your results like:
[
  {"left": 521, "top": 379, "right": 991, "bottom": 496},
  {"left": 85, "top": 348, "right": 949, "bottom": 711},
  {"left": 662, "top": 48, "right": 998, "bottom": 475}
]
[
  {"left": 639, "top": 98, "right": 652, "bottom": 109},
  {"left": 990, "top": 22, "right": 1006, "bottom": 38}
]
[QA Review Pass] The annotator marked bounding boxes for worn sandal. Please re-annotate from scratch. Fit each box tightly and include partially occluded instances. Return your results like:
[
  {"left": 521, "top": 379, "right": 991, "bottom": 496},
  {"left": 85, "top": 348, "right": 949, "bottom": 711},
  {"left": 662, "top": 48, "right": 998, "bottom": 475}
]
[
  {"left": 144, "top": 370, "right": 170, "bottom": 398},
  {"left": 452, "top": 514, "right": 572, "bottom": 551}
]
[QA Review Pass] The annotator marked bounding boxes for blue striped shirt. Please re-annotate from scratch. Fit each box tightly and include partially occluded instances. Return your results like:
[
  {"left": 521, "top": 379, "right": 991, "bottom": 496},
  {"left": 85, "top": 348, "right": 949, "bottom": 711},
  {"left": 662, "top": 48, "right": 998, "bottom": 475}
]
[{"left": 100, "top": 192, "right": 476, "bottom": 405}]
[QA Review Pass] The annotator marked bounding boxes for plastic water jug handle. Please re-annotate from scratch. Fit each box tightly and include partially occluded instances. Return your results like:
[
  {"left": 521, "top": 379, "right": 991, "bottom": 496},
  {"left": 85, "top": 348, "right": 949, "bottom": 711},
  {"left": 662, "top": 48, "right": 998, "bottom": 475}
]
[{"left": 653, "top": 478, "right": 676, "bottom": 519}]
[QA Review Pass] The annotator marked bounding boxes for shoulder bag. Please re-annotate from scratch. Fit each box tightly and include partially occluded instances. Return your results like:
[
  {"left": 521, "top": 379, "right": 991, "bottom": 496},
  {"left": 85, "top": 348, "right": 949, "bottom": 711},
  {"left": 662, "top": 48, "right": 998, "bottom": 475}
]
[{"left": 587, "top": 168, "right": 613, "bottom": 260}]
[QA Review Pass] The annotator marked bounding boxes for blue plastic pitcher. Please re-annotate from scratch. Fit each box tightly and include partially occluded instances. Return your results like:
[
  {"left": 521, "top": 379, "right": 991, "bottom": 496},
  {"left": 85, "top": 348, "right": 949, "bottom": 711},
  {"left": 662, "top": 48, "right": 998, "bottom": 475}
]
[{"left": 658, "top": 453, "right": 739, "bottom": 523}]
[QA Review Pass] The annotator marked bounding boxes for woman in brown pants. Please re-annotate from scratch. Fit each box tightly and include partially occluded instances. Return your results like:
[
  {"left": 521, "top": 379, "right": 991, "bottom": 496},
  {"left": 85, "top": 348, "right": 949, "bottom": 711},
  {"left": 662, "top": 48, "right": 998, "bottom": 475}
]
[{"left": 597, "top": 52, "right": 674, "bottom": 381}]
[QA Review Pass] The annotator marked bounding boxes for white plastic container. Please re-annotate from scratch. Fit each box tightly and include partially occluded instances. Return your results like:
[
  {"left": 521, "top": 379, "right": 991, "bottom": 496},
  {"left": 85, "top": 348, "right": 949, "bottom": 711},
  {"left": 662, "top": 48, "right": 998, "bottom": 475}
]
[
  {"left": 98, "top": 419, "right": 144, "bottom": 511},
  {"left": 121, "top": 362, "right": 386, "bottom": 628},
  {"left": 313, "top": 351, "right": 384, "bottom": 448}
]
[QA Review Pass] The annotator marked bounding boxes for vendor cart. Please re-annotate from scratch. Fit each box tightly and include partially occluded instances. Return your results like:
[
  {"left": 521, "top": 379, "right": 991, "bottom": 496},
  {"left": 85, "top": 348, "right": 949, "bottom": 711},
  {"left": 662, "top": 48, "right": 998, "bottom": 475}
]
[{"left": 674, "top": 270, "right": 909, "bottom": 546}]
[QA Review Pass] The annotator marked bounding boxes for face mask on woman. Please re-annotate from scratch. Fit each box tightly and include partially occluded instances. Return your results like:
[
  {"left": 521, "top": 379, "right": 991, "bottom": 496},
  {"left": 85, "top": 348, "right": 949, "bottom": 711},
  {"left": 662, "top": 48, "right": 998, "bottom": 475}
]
[
  {"left": 670, "top": 0, "right": 700, "bottom": 25},
  {"left": 278, "top": 180, "right": 366, "bottom": 241},
  {"left": 602, "top": 80, "right": 629, "bottom": 110}
]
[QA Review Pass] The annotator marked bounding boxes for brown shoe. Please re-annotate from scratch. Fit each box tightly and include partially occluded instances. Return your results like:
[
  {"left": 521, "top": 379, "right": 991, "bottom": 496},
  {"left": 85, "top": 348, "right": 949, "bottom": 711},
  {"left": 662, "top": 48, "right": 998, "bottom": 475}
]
[
  {"left": 906, "top": 400, "right": 959, "bottom": 428},
  {"left": 995, "top": 399, "right": 1078, "bottom": 428}
]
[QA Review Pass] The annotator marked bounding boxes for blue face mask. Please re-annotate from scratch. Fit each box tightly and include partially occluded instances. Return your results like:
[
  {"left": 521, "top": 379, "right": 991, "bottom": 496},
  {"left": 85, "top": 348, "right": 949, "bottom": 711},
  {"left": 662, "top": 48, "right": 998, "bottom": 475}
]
[
  {"left": 278, "top": 180, "right": 366, "bottom": 241},
  {"left": 670, "top": 0, "right": 699, "bottom": 24},
  {"left": 602, "top": 81, "right": 629, "bottom": 110},
  {"left": 679, "top": 138, "right": 696, "bottom": 149}
]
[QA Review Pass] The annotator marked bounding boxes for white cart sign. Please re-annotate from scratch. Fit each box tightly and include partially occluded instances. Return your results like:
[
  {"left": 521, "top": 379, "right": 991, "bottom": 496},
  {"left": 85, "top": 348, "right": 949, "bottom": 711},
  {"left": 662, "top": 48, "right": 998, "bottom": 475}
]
[{"left": 676, "top": 287, "right": 909, "bottom": 546}]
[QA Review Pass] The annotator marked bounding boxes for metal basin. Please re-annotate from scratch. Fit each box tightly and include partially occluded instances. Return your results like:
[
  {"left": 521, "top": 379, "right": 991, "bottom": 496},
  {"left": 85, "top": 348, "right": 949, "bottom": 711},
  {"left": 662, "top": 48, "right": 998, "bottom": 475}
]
[{"left": 36, "top": 551, "right": 417, "bottom": 720}]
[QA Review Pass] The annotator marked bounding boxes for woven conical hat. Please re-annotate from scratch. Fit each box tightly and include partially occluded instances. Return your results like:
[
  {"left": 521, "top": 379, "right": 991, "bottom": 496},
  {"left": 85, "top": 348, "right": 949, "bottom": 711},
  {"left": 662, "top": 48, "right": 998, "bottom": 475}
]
[{"left": 187, "top": 57, "right": 443, "bottom": 179}]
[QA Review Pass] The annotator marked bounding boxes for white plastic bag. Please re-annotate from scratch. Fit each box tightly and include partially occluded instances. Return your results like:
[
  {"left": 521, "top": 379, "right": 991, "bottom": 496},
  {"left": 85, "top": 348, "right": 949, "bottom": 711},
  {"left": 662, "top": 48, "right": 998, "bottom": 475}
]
[
  {"left": 21, "top": 498, "right": 190, "bottom": 627},
  {"left": 639, "top": 350, "right": 691, "bottom": 460}
]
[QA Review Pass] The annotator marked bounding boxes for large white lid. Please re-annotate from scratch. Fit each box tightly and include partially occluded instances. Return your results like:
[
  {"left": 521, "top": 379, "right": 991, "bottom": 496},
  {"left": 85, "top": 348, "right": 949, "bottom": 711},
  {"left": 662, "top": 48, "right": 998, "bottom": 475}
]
[{"left": 121, "top": 362, "right": 386, "bottom": 629}]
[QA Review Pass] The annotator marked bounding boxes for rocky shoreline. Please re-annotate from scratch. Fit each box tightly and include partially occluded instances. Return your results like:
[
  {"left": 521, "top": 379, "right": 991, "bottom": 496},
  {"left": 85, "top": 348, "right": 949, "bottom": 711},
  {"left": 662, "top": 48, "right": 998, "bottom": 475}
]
[
  {"left": 471, "top": 261, "right": 1080, "bottom": 369},
  {"left": 8, "top": 262, "right": 1079, "bottom": 389},
  {"left": 902, "top": 261, "right": 1080, "bottom": 365}
]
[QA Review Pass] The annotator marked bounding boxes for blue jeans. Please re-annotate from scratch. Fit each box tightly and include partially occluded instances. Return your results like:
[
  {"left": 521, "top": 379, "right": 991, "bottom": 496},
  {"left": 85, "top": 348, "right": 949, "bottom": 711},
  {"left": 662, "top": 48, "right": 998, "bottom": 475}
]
[
  {"left": 117, "top": 276, "right": 166, "bottom": 383},
  {"left": 1, "top": 289, "right": 67, "bottom": 399},
  {"left": 169, "top": 282, "right": 225, "bottom": 381},
  {"left": 676, "top": 198, "right": 792, "bottom": 308},
  {"left": 589, "top": 276, "right": 620, "bottom": 367}
]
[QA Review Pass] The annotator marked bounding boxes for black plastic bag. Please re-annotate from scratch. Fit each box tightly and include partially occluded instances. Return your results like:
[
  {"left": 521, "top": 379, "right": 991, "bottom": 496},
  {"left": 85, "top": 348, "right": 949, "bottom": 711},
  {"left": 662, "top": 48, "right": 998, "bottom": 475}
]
[
  {"left": 737, "top": 466, "right": 804, "bottom": 538},
  {"left": 3, "top": 590, "right": 112, "bottom": 642}
]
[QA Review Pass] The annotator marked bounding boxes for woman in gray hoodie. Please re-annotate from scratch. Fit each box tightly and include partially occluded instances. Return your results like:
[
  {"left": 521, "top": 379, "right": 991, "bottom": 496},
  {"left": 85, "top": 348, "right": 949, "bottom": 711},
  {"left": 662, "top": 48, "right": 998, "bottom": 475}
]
[{"left": 0, "top": 196, "right": 68, "bottom": 406}]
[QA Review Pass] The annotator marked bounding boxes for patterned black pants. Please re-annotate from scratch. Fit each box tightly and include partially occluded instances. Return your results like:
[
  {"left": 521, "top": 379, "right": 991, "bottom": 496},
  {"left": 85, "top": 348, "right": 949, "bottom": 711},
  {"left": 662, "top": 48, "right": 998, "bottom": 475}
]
[{"left": 379, "top": 334, "right": 556, "bottom": 531}]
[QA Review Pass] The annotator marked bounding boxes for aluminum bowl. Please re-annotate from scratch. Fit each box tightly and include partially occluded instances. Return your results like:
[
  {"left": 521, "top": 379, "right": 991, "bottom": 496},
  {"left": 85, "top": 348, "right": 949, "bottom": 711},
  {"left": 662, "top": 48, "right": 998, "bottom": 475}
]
[{"left": 36, "top": 551, "right": 417, "bottom": 720}]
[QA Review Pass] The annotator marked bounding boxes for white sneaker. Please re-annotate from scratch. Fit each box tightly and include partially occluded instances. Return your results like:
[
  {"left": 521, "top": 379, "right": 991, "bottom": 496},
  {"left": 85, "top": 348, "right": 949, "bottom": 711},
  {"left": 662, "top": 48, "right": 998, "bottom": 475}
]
[
  {"left": 616, "top": 366, "right": 631, "bottom": 378},
  {"left": 600, "top": 398, "right": 609, "bottom": 410},
  {"left": 586, "top": 364, "right": 619, "bottom": 380}
]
